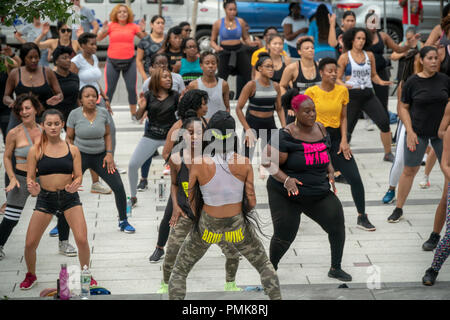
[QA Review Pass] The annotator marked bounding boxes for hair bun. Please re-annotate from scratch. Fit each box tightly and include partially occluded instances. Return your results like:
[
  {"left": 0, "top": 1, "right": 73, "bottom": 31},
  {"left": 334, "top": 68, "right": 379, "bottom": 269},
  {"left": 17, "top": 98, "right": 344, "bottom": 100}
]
[{"left": 185, "top": 109, "right": 198, "bottom": 118}]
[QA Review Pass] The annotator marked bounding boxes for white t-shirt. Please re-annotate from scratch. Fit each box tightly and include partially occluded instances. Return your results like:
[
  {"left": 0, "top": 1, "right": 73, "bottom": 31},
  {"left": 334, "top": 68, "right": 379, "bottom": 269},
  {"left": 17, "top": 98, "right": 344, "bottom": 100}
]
[
  {"left": 282, "top": 16, "right": 309, "bottom": 48},
  {"left": 71, "top": 53, "right": 102, "bottom": 92},
  {"left": 142, "top": 73, "right": 185, "bottom": 94}
]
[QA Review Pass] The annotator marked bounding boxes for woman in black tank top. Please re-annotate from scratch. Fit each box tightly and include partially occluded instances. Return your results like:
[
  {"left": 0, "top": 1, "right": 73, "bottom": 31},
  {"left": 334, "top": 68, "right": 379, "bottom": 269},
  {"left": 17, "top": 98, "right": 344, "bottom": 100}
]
[
  {"left": 148, "top": 90, "right": 210, "bottom": 262},
  {"left": 3, "top": 43, "right": 63, "bottom": 132},
  {"left": 280, "top": 37, "right": 321, "bottom": 124},
  {"left": 20, "top": 109, "right": 94, "bottom": 290},
  {"left": 266, "top": 34, "right": 291, "bottom": 83}
]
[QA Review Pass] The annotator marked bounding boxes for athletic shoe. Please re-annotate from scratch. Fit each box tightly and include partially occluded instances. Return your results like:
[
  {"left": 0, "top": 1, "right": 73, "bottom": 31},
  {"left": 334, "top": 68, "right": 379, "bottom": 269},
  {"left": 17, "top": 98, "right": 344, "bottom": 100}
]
[
  {"left": 328, "top": 268, "right": 352, "bottom": 282},
  {"left": 163, "top": 164, "right": 170, "bottom": 175},
  {"left": 118, "top": 219, "right": 136, "bottom": 234},
  {"left": 49, "top": 226, "right": 59, "bottom": 237},
  {"left": 59, "top": 240, "right": 78, "bottom": 257},
  {"left": 224, "top": 281, "right": 243, "bottom": 292},
  {"left": 422, "top": 268, "right": 439, "bottom": 286},
  {"left": 357, "top": 214, "right": 376, "bottom": 231},
  {"left": 365, "top": 120, "right": 375, "bottom": 131},
  {"left": 91, "top": 181, "right": 112, "bottom": 194},
  {"left": 116, "top": 165, "right": 127, "bottom": 174},
  {"left": 130, "top": 197, "right": 137, "bottom": 208},
  {"left": 149, "top": 247, "right": 164, "bottom": 263},
  {"left": 20, "top": 272, "right": 37, "bottom": 290},
  {"left": 90, "top": 277, "right": 98, "bottom": 287},
  {"left": 382, "top": 189, "right": 396, "bottom": 204},
  {"left": 157, "top": 281, "right": 168, "bottom": 294},
  {"left": 0, "top": 246, "right": 5, "bottom": 260},
  {"left": 388, "top": 207, "right": 403, "bottom": 223},
  {"left": 419, "top": 175, "right": 430, "bottom": 189},
  {"left": 383, "top": 153, "right": 395, "bottom": 163},
  {"left": 131, "top": 115, "right": 138, "bottom": 123},
  {"left": 422, "top": 232, "right": 441, "bottom": 251},
  {"left": 137, "top": 179, "right": 148, "bottom": 192}
]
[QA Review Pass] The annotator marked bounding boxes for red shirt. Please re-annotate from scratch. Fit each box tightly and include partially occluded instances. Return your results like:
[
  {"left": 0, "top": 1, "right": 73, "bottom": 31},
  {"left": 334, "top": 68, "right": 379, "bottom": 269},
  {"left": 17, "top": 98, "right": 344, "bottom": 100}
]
[
  {"left": 399, "top": 0, "right": 423, "bottom": 26},
  {"left": 107, "top": 22, "right": 141, "bottom": 59}
]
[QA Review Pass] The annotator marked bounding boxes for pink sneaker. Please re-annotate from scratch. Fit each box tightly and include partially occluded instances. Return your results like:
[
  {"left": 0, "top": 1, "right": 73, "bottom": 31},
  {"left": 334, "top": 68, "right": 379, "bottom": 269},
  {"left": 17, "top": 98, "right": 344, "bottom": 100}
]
[{"left": 20, "top": 272, "right": 37, "bottom": 290}]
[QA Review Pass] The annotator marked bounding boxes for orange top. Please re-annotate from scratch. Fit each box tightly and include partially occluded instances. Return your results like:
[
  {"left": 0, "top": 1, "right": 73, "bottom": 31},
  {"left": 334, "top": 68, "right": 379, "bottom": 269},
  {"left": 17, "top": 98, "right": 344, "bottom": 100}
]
[{"left": 107, "top": 22, "right": 141, "bottom": 59}]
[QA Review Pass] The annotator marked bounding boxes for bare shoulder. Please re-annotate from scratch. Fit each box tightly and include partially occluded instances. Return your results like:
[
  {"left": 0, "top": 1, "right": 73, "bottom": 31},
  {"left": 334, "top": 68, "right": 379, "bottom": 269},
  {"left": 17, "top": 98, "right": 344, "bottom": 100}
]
[
  {"left": 188, "top": 80, "right": 198, "bottom": 90},
  {"left": 68, "top": 143, "right": 80, "bottom": 154}
]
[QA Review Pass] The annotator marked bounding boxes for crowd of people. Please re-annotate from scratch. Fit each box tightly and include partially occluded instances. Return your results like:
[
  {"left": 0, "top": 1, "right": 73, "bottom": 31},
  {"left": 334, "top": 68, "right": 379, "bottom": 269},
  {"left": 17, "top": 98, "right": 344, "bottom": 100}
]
[{"left": 1, "top": 0, "right": 450, "bottom": 299}]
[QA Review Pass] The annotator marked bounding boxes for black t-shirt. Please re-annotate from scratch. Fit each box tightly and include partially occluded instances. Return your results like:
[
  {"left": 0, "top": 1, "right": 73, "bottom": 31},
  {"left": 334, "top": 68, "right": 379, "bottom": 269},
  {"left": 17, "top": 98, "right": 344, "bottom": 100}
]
[
  {"left": 54, "top": 72, "right": 80, "bottom": 121},
  {"left": 0, "top": 72, "right": 11, "bottom": 117},
  {"left": 166, "top": 50, "right": 183, "bottom": 67},
  {"left": 145, "top": 91, "right": 179, "bottom": 140},
  {"left": 268, "top": 127, "right": 331, "bottom": 196},
  {"left": 401, "top": 72, "right": 450, "bottom": 137}
]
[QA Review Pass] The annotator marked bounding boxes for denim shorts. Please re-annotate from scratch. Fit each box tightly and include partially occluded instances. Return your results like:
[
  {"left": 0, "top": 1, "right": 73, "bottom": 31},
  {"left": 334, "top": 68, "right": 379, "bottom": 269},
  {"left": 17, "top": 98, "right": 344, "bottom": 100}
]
[{"left": 34, "top": 188, "right": 82, "bottom": 217}]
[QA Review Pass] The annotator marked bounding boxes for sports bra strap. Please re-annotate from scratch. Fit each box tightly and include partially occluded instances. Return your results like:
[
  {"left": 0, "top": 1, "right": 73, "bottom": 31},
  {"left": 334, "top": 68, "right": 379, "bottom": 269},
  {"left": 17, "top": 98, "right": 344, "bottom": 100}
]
[{"left": 22, "top": 124, "right": 33, "bottom": 145}]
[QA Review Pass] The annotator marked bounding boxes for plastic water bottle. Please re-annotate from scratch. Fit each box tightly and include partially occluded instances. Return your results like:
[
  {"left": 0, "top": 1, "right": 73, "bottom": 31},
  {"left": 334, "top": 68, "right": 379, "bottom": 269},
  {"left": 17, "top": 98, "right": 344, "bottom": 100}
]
[
  {"left": 59, "top": 264, "right": 70, "bottom": 300},
  {"left": 126, "top": 197, "right": 132, "bottom": 218},
  {"left": 158, "top": 176, "right": 166, "bottom": 201},
  {"left": 80, "top": 265, "right": 91, "bottom": 300}
]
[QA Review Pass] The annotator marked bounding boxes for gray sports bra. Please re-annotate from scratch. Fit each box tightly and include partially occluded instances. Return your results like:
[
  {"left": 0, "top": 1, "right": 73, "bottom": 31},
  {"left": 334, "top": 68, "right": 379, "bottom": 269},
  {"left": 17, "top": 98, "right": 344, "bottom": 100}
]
[
  {"left": 200, "top": 152, "right": 245, "bottom": 206},
  {"left": 14, "top": 124, "right": 41, "bottom": 164}
]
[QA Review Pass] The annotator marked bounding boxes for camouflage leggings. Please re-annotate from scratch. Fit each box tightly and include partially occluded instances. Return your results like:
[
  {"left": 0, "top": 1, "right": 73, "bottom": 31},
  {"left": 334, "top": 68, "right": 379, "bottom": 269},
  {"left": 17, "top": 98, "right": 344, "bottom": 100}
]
[
  {"left": 168, "top": 211, "right": 282, "bottom": 300},
  {"left": 163, "top": 215, "right": 240, "bottom": 284}
]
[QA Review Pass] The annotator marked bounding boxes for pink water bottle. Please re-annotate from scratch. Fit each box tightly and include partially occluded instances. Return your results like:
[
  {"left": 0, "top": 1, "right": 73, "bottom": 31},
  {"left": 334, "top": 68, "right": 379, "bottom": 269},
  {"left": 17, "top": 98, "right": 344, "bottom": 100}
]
[{"left": 59, "top": 264, "right": 70, "bottom": 300}]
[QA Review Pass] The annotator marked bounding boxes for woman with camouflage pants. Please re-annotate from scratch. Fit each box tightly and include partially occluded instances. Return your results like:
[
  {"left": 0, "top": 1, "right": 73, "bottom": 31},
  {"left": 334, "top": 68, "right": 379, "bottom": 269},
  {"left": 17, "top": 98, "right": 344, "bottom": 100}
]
[
  {"left": 157, "top": 114, "right": 242, "bottom": 293},
  {"left": 168, "top": 111, "right": 281, "bottom": 300}
]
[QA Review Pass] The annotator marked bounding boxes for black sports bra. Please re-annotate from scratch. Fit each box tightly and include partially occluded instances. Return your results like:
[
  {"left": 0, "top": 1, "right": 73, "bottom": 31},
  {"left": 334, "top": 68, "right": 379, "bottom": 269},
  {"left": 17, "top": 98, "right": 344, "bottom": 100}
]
[{"left": 37, "top": 142, "right": 73, "bottom": 176}]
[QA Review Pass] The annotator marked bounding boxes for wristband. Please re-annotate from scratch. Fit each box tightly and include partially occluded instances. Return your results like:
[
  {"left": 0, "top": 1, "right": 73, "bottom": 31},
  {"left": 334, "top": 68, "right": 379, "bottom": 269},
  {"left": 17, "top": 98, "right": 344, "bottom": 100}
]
[{"left": 283, "top": 176, "right": 290, "bottom": 189}]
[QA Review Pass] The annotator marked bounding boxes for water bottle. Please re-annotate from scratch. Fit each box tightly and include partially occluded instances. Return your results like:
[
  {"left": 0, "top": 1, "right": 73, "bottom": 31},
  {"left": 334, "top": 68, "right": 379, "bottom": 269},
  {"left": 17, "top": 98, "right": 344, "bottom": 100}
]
[
  {"left": 126, "top": 197, "right": 132, "bottom": 218},
  {"left": 158, "top": 176, "right": 166, "bottom": 201},
  {"left": 59, "top": 264, "right": 70, "bottom": 300},
  {"left": 80, "top": 265, "right": 91, "bottom": 300}
]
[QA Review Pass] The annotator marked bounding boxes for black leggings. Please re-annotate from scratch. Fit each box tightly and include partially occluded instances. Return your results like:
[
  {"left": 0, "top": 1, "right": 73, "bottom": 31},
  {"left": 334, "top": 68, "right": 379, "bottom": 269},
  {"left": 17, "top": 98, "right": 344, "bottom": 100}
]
[
  {"left": 80, "top": 151, "right": 127, "bottom": 221},
  {"left": 157, "top": 195, "right": 173, "bottom": 248},
  {"left": 242, "top": 112, "right": 276, "bottom": 160},
  {"left": 372, "top": 68, "right": 390, "bottom": 112},
  {"left": 267, "top": 177, "right": 346, "bottom": 270},
  {"left": 327, "top": 127, "right": 365, "bottom": 214},
  {"left": 217, "top": 44, "right": 252, "bottom": 100},
  {"left": 347, "top": 88, "right": 390, "bottom": 139}
]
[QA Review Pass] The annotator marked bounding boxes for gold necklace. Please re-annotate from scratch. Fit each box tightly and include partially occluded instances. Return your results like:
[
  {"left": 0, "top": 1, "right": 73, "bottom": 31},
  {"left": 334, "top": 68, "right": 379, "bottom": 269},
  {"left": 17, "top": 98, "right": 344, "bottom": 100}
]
[
  {"left": 83, "top": 110, "right": 96, "bottom": 125},
  {"left": 226, "top": 19, "right": 234, "bottom": 30}
]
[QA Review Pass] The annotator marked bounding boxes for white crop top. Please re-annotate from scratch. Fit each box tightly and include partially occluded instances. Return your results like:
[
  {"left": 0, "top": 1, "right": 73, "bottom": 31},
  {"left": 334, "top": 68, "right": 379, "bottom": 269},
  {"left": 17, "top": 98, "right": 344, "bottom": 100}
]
[
  {"left": 200, "top": 152, "right": 245, "bottom": 206},
  {"left": 345, "top": 51, "right": 373, "bottom": 89}
]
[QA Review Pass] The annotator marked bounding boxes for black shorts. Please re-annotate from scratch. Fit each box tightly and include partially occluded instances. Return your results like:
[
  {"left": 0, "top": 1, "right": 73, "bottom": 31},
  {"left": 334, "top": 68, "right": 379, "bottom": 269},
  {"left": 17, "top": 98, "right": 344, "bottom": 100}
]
[{"left": 34, "top": 189, "right": 82, "bottom": 217}]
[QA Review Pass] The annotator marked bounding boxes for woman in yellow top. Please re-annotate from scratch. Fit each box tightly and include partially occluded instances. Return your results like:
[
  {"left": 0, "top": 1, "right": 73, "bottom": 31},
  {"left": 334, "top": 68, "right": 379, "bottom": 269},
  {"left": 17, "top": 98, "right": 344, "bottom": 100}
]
[{"left": 304, "top": 57, "right": 375, "bottom": 232}]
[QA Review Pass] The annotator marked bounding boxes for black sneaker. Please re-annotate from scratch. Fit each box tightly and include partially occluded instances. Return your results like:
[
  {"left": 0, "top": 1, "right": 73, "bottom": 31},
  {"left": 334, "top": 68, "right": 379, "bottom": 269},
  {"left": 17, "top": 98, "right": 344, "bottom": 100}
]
[
  {"left": 328, "top": 268, "right": 352, "bottom": 282},
  {"left": 422, "top": 232, "right": 441, "bottom": 251},
  {"left": 422, "top": 267, "right": 439, "bottom": 286},
  {"left": 149, "top": 247, "right": 164, "bottom": 263},
  {"left": 137, "top": 179, "right": 148, "bottom": 192},
  {"left": 383, "top": 152, "right": 395, "bottom": 162},
  {"left": 357, "top": 214, "right": 376, "bottom": 231},
  {"left": 387, "top": 207, "right": 403, "bottom": 223}
]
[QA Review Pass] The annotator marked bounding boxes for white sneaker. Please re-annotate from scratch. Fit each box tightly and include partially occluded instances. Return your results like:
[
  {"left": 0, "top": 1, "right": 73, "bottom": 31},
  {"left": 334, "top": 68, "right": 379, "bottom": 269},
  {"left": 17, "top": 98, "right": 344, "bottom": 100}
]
[
  {"left": 59, "top": 241, "right": 78, "bottom": 257},
  {"left": 91, "top": 182, "right": 112, "bottom": 194},
  {"left": 0, "top": 246, "right": 5, "bottom": 260},
  {"left": 116, "top": 166, "right": 127, "bottom": 174},
  {"left": 365, "top": 119, "right": 375, "bottom": 131},
  {"left": 419, "top": 175, "right": 430, "bottom": 189}
]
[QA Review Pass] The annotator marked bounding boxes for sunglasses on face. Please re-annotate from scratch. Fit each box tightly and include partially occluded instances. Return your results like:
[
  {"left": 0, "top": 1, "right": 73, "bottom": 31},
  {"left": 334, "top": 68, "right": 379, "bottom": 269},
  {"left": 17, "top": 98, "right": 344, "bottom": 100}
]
[{"left": 60, "top": 28, "right": 72, "bottom": 33}]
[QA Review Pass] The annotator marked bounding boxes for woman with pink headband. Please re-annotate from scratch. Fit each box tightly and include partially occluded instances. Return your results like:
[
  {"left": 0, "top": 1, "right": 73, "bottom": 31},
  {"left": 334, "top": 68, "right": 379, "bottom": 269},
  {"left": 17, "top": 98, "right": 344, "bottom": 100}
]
[{"left": 262, "top": 93, "right": 352, "bottom": 282}]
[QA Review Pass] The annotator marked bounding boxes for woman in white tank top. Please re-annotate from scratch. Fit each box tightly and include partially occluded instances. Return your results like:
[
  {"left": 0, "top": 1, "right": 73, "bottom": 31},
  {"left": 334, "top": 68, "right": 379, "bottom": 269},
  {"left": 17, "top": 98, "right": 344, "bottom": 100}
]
[
  {"left": 168, "top": 111, "right": 282, "bottom": 300},
  {"left": 336, "top": 27, "right": 395, "bottom": 163}
]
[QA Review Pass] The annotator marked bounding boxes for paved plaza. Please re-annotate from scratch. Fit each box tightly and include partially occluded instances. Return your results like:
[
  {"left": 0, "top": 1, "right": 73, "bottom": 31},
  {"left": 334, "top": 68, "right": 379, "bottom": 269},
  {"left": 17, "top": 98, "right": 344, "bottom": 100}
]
[{"left": 1, "top": 76, "right": 449, "bottom": 300}]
